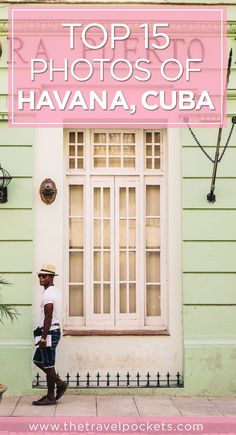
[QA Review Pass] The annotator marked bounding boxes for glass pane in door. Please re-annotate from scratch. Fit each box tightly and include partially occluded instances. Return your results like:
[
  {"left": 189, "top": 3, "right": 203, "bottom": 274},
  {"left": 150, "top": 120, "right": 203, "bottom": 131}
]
[
  {"left": 145, "top": 184, "right": 161, "bottom": 317},
  {"left": 68, "top": 131, "right": 84, "bottom": 170},
  {"left": 93, "top": 133, "right": 136, "bottom": 168},
  {"left": 69, "top": 185, "right": 84, "bottom": 317},
  {"left": 93, "top": 186, "right": 111, "bottom": 315},
  {"left": 118, "top": 186, "right": 137, "bottom": 314}
]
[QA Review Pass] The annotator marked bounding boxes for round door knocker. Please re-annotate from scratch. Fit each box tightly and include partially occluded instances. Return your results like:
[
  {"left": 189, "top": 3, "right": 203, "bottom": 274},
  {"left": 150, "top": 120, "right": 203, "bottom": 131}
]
[{"left": 39, "top": 178, "right": 57, "bottom": 204}]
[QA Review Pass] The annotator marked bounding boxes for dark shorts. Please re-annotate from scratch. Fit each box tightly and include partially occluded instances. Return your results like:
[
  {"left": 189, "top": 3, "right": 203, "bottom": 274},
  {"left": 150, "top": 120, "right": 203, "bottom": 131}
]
[{"left": 33, "top": 329, "right": 61, "bottom": 369}]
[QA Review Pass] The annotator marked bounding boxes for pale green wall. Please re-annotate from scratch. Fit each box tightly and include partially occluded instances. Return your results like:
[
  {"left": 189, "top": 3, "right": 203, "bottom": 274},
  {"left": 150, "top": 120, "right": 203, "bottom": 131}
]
[
  {"left": 182, "top": 25, "right": 236, "bottom": 393},
  {"left": 0, "top": 10, "right": 34, "bottom": 392}
]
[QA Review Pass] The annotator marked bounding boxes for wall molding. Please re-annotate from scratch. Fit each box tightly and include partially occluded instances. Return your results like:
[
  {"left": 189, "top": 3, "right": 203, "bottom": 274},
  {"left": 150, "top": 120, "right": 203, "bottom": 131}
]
[
  {"left": 185, "top": 338, "right": 236, "bottom": 346},
  {"left": 0, "top": 338, "right": 32, "bottom": 347},
  {"left": 0, "top": 19, "right": 236, "bottom": 35}
]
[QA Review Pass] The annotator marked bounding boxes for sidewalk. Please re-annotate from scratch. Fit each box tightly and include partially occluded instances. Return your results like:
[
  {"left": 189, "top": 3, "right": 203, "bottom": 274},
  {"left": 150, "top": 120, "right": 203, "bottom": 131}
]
[{"left": 1, "top": 395, "right": 236, "bottom": 417}]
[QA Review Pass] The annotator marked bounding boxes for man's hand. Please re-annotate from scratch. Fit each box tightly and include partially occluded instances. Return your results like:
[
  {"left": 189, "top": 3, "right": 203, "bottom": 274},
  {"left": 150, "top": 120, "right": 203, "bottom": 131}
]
[
  {"left": 35, "top": 339, "right": 41, "bottom": 347},
  {"left": 39, "top": 338, "right": 47, "bottom": 348}
]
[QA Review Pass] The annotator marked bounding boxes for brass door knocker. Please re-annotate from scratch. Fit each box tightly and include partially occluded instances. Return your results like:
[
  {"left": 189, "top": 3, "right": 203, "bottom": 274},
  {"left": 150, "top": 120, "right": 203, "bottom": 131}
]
[{"left": 39, "top": 178, "right": 57, "bottom": 204}]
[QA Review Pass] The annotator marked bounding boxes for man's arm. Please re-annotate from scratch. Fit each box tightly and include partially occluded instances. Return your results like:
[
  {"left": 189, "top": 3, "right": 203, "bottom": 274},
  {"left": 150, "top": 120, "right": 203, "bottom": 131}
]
[{"left": 40, "top": 303, "right": 53, "bottom": 348}]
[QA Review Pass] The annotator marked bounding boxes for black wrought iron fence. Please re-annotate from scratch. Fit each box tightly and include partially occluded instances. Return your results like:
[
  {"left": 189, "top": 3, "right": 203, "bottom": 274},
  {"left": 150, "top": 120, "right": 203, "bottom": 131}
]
[{"left": 33, "top": 371, "right": 183, "bottom": 388}]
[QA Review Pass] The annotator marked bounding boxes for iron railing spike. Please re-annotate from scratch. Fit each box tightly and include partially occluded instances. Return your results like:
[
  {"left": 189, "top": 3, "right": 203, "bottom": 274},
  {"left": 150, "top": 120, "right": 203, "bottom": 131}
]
[
  {"left": 116, "top": 372, "right": 120, "bottom": 387},
  {"left": 33, "top": 370, "right": 183, "bottom": 389}
]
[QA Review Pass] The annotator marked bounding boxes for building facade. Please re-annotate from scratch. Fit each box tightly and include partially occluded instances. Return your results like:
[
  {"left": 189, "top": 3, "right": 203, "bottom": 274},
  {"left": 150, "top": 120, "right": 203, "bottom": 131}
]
[{"left": 0, "top": 0, "right": 236, "bottom": 395}]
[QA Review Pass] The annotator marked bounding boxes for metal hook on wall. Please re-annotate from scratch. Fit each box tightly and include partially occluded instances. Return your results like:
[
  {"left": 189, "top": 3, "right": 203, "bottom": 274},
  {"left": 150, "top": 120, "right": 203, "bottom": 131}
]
[
  {"left": 188, "top": 49, "right": 235, "bottom": 203},
  {"left": 207, "top": 49, "right": 233, "bottom": 203}
]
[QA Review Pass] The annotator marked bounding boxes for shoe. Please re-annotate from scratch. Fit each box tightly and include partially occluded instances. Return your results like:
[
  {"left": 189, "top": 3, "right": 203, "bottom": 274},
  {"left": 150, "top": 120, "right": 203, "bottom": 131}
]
[
  {"left": 32, "top": 396, "right": 56, "bottom": 406},
  {"left": 32, "top": 395, "right": 47, "bottom": 405},
  {"left": 55, "top": 382, "right": 68, "bottom": 400}
]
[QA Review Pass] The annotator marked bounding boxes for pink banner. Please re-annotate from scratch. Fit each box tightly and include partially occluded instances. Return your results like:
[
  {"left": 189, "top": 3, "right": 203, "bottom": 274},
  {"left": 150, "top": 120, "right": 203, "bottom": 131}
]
[
  {"left": 8, "top": 6, "right": 226, "bottom": 127},
  {"left": 1, "top": 416, "right": 236, "bottom": 434}
]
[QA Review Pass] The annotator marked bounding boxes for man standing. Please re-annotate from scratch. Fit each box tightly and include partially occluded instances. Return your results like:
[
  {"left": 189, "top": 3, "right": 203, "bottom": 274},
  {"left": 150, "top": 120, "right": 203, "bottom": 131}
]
[{"left": 32, "top": 264, "right": 67, "bottom": 406}]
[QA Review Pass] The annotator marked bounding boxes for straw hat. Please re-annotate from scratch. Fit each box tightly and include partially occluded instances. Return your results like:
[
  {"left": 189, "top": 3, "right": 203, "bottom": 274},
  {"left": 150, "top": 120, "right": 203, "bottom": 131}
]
[{"left": 38, "top": 264, "right": 58, "bottom": 276}]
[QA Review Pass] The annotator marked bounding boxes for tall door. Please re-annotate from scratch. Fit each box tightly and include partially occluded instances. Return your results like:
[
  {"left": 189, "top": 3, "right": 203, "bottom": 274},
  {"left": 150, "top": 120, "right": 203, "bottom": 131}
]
[
  {"left": 67, "top": 129, "right": 166, "bottom": 330},
  {"left": 90, "top": 176, "right": 140, "bottom": 327}
]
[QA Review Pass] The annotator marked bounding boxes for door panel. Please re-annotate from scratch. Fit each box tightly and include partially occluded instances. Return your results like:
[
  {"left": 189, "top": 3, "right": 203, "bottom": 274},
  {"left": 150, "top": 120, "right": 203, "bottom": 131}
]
[
  {"left": 91, "top": 178, "right": 115, "bottom": 326},
  {"left": 115, "top": 178, "right": 140, "bottom": 326},
  {"left": 90, "top": 176, "right": 140, "bottom": 326}
]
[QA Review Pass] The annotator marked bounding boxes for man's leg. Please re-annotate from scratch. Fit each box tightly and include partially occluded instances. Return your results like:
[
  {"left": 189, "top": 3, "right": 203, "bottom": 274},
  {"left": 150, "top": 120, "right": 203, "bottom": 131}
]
[
  {"left": 33, "top": 350, "right": 54, "bottom": 405},
  {"left": 32, "top": 365, "right": 57, "bottom": 405},
  {"left": 44, "top": 367, "right": 57, "bottom": 401},
  {"left": 33, "top": 332, "right": 67, "bottom": 404},
  {"left": 34, "top": 361, "right": 63, "bottom": 384},
  {"left": 34, "top": 361, "right": 66, "bottom": 397},
  {"left": 33, "top": 348, "right": 56, "bottom": 403},
  {"left": 34, "top": 361, "right": 46, "bottom": 373}
]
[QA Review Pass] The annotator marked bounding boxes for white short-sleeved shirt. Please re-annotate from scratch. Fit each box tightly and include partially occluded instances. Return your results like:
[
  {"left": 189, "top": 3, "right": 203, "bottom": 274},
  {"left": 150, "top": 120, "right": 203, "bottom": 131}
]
[{"left": 39, "top": 285, "right": 61, "bottom": 330}]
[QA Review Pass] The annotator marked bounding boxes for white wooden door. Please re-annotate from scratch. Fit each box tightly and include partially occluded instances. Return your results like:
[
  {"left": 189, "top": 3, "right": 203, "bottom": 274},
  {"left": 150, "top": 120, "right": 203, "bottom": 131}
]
[{"left": 90, "top": 176, "right": 140, "bottom": 327}]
